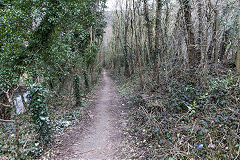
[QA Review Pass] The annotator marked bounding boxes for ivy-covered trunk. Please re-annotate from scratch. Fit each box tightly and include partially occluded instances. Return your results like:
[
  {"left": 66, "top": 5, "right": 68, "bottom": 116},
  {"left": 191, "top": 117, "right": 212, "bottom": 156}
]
[
  {"left": 84, "top": 71, "right": 89, "bottom": 93},
  {"left": 0, "top": 92, "right": 12, "bottom": 120},
  {"left": 28, "top": 84, "right": 52, "bottom": 146},
  {"left": 74, "top": 75, "right": 81, "bottom": 107}
]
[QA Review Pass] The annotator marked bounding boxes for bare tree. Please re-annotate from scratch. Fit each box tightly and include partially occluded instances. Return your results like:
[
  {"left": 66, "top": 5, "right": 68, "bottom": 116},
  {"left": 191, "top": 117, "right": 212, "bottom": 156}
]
[
  {"left": 180, "top": 0, "right": 200, "bottom": 71},
  {"left": 108, "top": 0, "right": 239, "bottom": 83},
  {"left": 154, "top": 0, "right": 163, "bottom": 81},
  {"left": 236, "top": 2, "right": 240, "bottom": 72},
  {"left": 123, "top": 0, "right": 131, "bottom": 77},
  {"left": 143, "top": 0, "right": 153, "bottom": 65},
  {"left": 133, "top": 0, "right": 144, "bottom": 89}
]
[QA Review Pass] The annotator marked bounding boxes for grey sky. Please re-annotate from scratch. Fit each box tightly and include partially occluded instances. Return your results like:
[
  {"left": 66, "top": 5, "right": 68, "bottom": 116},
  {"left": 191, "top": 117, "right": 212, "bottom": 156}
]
[
  {"left": 106, "top": 0, "right": 116, "bottom": 11},
  {"left": 106, "top": 0, "right": 156, "bottom": 11}
]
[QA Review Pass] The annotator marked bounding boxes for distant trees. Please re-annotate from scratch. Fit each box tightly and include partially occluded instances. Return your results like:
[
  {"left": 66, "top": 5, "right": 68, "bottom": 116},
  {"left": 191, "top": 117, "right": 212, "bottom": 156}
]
[
  {"left": 107, "top": 0, "right": 239, "bottom": 87},
  {"left": 106, "top": 2, "right": 240, "bottom": 158}
]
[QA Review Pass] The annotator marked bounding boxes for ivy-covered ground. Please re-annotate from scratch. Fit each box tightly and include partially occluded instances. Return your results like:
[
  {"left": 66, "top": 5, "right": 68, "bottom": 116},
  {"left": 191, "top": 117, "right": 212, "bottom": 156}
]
[
  {"left": 0, "top": 89, "right": 91, "bottom": 159},
  {"left": 111, "top": 69, "right": 240, "bottom": 160}
]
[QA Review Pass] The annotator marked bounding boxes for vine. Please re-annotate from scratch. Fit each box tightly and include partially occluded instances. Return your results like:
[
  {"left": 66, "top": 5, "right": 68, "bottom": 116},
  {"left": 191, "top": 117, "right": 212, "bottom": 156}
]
[{"left": 28, "top": 84, "right": 52, "bottom": 146}]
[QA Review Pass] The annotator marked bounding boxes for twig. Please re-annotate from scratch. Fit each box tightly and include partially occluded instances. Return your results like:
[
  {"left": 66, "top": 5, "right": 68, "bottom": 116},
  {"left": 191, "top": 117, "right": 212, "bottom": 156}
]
[
  {"left": 139, "top": 105, "right": 162, "bottom": 132},
  {"left": 0, "top": 102, "right": 11, "bottom": 107},
  {"left": 78, "top": 149, "right": 95, "bottom": 155},
  {"left": 57, "top": 63, "right": 65, "bottom": 73},
  {"left": 0, "top": 119, "right": 14, "bottom": 123},
  {"left": 234, "top": 145, "right": 240, "bottom": 160}
]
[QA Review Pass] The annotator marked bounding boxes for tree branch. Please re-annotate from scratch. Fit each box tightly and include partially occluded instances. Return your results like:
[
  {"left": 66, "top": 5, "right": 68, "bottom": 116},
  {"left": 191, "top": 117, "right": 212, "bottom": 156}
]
[
  {"left": 0, "top": 119, "right": 14, "bottom": 123},
  {"left": 0, "top": 102, "right": 11, "bottom": 107}
]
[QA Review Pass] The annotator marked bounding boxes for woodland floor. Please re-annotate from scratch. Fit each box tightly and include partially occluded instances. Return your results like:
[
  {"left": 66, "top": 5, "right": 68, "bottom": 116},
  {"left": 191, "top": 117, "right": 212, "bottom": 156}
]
[{"left": 48, "top": 70, "right": 129, "bottom": 160}]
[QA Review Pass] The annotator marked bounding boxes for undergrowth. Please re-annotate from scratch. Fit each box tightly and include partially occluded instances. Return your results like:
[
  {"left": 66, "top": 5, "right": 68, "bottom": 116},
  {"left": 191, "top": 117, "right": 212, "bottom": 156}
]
[
  {"left": 0, "top": 88, "right": 92, "bottom": 160},
  {"left": 111, "top": 69, "right": 240, "bottom": 160}
]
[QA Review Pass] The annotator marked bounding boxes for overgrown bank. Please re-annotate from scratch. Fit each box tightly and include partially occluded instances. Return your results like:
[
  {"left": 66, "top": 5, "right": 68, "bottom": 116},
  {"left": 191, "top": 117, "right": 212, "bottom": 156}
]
[
  {"left": 111, "top": 69, "right": 240, "bottom": 159},
  {"left": 0, "top": 76, "right": 101, "bottom": 159},
  {"left": 106, "top": 0, "right": 240, "bottom": 159}
]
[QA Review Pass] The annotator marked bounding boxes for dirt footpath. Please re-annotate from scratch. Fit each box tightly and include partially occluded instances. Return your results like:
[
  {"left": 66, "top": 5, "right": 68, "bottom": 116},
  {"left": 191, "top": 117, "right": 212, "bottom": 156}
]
[{"left": 52, "top": 70, "right": 128, "bottom": 160}]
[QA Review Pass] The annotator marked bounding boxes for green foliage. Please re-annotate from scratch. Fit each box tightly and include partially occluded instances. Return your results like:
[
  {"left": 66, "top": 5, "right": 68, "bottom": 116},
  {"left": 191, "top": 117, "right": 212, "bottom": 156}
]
[
  {"left": 0, "top": 1, "right": 32, "bottom": 89},
  {"left": 165, "top": 71, "right": 240, "bottom": 115},
  {"left": 0, "top": 0, "right": 106, "bottom": 92},
  {"left": 166, "top": 80, "right": 200, "bottom": 113},
  {"left": 28, "top": 84, "right": 52, "bottom": 146},
  {"left": 0, "top": 0, "right": 106, "bottom": 158},
  {"left": 203, "top": 72, "right": 239, "bottom": 107},
  {"left": 0, "top": 119, "right": 40, "bottom": 159},
  {"left": 84, "top": 43, "right": 99, "bottom": 69}
]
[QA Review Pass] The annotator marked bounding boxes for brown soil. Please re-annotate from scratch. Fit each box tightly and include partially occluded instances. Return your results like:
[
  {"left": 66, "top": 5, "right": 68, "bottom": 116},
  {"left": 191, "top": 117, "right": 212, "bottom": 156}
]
[{"left": 49, "top": 70, "right": 128, "bottom": 160}]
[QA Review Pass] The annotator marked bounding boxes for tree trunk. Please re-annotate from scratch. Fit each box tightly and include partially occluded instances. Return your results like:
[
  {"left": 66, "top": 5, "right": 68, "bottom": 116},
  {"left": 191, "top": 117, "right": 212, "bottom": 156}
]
[
  {"left": 0, "top": 93, "right": 11, "bottom": 120},
  {"left": 20, "top": 92, "right": 27, "bottom": 111},
  {"left": 74, "top": 75, "right": 81, "bottom": 107},
  {"left": 181, "top": 0, "right": 199, "bottom": 71},
  {"left": 207, "top": 1, "right": 219, "bottom": 63},
  {"left": 236, "top": 12, "right": 240, "bottom": 72},
  {"left": 133, "top": 0, "right": 144, "bottom": 89},
  {"left": 130, "top": 9, "right": 135, "bottom": 75},
  {"left": 83, "top": 71, "right": 89, "bottom": 92},
  {"left": 163, "top": 2, "right": 169, "bottom": 63},
  {"left": 143, "top": 0, "right": 153, "bottom": 64},
  {"left": 219, "top": 29, "right": 230, "bottom": 63},
  {"left": 123, "top": 0, "right": 130, "bottom": 77},
  {"left": 197, "top": 0, "right": 202, "bottom": 59},
  {"left": 154, "top": 0, "right": 163, "bottom": 81}
]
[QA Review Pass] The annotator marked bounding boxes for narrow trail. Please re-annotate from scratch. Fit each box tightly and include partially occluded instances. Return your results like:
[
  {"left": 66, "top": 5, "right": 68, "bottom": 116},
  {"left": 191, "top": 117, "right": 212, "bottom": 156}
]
[{"left": 53, "top": 70, "right": 127, "bottom": 160}]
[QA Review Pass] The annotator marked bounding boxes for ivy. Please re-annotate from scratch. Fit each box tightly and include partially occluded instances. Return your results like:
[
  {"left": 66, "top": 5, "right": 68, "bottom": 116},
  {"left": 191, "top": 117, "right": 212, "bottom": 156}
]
[
  {"left": 28, "top": 84, "right": 52, "bottom": 146},
  {"left": 84, "top": 70, "right": 89, "bottom": 92},
  {"left": 73, "top": 75, "right": 81, "bottom": 107}
]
